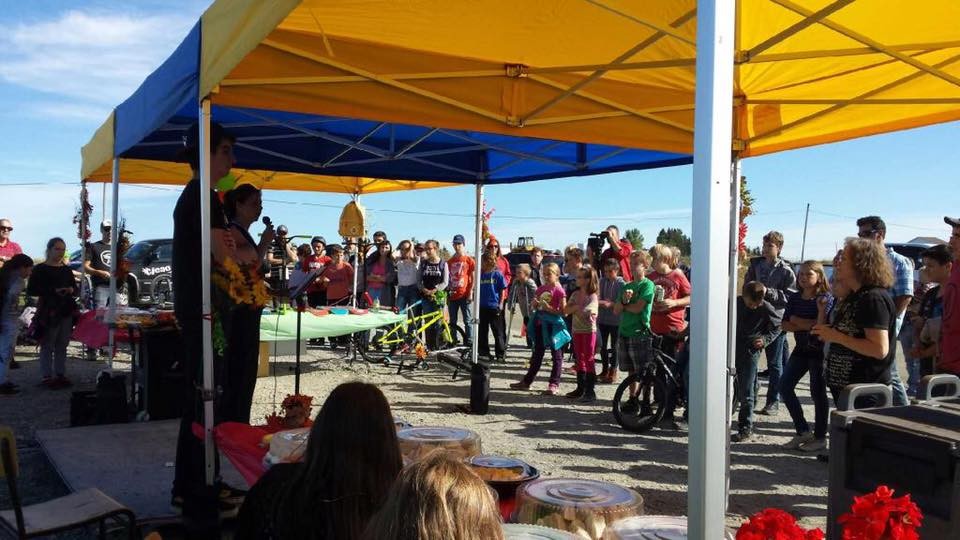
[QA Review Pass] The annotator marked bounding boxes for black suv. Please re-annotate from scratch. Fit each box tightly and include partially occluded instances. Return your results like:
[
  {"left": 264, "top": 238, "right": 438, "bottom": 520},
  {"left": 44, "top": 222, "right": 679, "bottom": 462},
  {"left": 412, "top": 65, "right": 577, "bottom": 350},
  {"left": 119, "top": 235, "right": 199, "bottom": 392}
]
[{"left": 125, "top": 239, "right": 174, "bottom": 307}]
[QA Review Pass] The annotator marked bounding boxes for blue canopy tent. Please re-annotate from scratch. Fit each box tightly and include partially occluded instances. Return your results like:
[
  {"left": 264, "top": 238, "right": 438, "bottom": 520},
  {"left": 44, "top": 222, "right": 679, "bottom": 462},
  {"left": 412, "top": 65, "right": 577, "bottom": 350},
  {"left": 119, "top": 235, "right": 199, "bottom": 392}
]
[{"left": 81, "top": 14, "right": 698, "bottom": 526}]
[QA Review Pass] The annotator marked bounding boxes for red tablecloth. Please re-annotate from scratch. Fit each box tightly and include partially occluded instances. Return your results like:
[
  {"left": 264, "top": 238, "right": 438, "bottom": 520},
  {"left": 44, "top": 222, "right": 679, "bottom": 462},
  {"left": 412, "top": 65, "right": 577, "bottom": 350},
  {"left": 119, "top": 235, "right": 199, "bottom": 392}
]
[
  {"left": 194, "top": 421, "right": 516, "bottom": 519},
  {"left": 191, "top": 422, "right": 272, "bottom": 486},
  {"left": 71, "top": 309, "right": 132, "bottom": 348}
]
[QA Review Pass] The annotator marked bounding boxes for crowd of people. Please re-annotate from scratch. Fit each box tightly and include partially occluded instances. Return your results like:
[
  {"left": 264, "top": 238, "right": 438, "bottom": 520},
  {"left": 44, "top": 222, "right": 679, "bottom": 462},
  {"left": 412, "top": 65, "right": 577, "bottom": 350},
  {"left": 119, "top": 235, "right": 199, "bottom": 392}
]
[{"left": 1, "top": 120, "right": 959, "bottom": 536}]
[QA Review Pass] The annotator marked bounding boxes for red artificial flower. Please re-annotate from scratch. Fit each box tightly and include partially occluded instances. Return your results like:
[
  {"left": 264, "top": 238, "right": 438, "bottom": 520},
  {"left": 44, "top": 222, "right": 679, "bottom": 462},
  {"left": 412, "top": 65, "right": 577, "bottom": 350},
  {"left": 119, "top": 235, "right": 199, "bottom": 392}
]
[
  {"left": 838, "top": 486, "right": 922, "bottom": 540},
  {"left": 736, "top": 508, "right": 824, "bottom": 540}
]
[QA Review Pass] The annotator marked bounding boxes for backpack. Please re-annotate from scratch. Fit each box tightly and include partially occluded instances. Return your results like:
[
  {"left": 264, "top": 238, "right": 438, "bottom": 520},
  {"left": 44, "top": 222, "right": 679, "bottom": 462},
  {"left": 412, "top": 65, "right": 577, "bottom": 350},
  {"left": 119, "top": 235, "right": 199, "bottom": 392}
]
[{"left": 338, "top": 200, "right": 366, "bottom": 238}]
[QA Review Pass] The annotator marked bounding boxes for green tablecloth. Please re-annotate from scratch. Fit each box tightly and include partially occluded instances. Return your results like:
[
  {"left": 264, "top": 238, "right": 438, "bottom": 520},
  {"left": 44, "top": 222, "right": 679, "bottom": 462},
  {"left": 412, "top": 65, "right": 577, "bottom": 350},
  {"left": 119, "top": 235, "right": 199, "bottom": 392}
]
[{"left": 259, "top": 310, "right": 406, "bottom": 341}]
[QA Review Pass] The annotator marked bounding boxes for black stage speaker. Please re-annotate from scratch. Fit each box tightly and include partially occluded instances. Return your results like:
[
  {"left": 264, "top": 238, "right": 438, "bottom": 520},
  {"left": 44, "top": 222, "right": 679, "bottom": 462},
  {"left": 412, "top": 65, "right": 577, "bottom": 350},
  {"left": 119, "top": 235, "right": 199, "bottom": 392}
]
[{"left": 136, "top": 326, "right": 186, "bottom": 421}]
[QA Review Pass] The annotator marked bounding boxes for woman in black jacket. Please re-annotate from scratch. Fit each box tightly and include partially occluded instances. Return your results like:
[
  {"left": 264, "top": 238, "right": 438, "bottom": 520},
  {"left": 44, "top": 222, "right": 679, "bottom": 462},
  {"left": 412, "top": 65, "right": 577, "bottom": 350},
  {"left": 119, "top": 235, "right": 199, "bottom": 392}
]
[{"left": 27, "top": 237, "right": 77, "bottom": 389}]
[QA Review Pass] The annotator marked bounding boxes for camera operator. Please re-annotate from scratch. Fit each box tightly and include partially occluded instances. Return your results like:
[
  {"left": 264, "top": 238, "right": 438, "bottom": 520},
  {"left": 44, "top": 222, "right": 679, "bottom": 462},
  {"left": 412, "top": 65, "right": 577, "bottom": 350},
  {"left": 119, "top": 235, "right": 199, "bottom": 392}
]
[
  {"left": 267, "top": 225, "right": 297, "bottom": 297},
  {"left": 600, "top": 225, "right": 633, "bottom": 281}
]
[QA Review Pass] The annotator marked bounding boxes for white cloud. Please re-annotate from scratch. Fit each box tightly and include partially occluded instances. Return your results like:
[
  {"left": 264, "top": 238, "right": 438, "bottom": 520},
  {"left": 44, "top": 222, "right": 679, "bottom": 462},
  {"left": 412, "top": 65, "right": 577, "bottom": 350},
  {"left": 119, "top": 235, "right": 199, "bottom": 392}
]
[
  {"left": 23, "top": 101, "right": 110, "bottom": 122},
  {"left": 0, "top": 9, "right": 197, "bottom": 116}
]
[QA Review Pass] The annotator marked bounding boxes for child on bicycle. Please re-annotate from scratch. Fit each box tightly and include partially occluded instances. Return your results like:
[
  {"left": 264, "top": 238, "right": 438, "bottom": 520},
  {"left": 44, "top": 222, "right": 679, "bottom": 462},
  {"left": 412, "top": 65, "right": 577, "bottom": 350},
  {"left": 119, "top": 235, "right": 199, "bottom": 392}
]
[
  {"left": 614, "top": 251, "right": 655, "bottom": 414},
  {"left": 564, "top": 266, "right": 599, "bottom": 402},
  {"left": 511, "top": 262, "right": 570, "bottom": 395},
  {"left": 478, "top": 252, "right": 507, "bottom": 361},
  {"left": 732, "top": 281, "right": 782, "bottom": 443},
  {"left": 598, "top": 258, "right": 625, "bottom": 383}
]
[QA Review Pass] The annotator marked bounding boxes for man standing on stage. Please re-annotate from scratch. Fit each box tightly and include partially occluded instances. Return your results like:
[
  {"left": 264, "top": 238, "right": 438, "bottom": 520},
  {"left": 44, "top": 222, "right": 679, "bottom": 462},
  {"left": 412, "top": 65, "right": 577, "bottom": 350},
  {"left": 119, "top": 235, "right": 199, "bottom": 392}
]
[{"left": 170, "top": 122, "right": 243, "bottom": 523}]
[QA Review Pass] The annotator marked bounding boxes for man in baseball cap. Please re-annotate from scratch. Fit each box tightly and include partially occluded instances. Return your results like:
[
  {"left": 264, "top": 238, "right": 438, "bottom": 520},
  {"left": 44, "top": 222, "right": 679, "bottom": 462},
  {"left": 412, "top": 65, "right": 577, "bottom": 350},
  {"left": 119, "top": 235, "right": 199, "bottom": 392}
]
[
  {"left": 447, "top": 234, "right": 476, "bottom": 346},
  {"left": 939, "top": 216, "right": 960, "bottom": 377}
]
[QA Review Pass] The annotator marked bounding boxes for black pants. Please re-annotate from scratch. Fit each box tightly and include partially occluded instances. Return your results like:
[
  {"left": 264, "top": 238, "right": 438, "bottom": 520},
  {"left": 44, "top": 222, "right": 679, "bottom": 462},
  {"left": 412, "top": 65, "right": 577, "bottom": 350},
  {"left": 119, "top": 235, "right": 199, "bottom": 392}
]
[
  {"left": 173, "top": 319, "right": 221, "bottom": 499},
  {"left": 221, "top": 306, "right": 263, "bottom": 424},
  {"left": 478, "top": 307, "right": 505, "bottom": 358},
  {"left": 598, "top": 323, "right": 619, "bottom": 372}
]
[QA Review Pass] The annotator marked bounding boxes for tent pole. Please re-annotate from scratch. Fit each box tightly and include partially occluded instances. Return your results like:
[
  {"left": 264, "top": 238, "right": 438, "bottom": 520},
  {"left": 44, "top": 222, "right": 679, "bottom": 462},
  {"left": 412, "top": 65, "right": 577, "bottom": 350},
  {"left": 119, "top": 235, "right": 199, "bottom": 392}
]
[
  {"left": 79, "top": 182, "right": 89, "bottom": 310},
  {"left": 471, "top": 183, "right": 483, "bottom": 368},
  {"left": 352, "top": 194, "right": 360, "bottom": 308},
  {"left": 725, "top": 158, "right": 742, "bottom": 506},
  {"left": 107, "top": 158, "right": 120, "bottom": 369},
  {"left": 199, "top": 98, "right": 216, "bottom": 487},
  {"left": 688, "top": 0, "right": 736, "bottom": 537}
]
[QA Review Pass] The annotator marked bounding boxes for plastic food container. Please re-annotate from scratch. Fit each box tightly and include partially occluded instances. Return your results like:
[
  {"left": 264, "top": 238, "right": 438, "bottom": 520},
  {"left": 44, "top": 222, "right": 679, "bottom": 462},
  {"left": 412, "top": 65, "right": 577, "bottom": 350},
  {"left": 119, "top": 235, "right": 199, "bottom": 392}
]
[
  {"left": 513, "top": 478, "right": 643, "bottom": 540},
  {"left": 397, "top": 426, "right": 481, "bottom": 462},
  {"left": 464, "top": 455, "right": 540, "bottom": 500},
  {"left": 502, "top": 523, "right": 580, "bottom": 539},
  {"left": 603, "top": 515, "right": 735, "bottom": 539},
  {"left": 263, "top": 427, "right": 310, "bottom": 467},
  {"left": 329, "top": 307, "right": 350, "bottom": 315},
  {"left": 393, "top": 416, "right": 412, "bottom": 430}
]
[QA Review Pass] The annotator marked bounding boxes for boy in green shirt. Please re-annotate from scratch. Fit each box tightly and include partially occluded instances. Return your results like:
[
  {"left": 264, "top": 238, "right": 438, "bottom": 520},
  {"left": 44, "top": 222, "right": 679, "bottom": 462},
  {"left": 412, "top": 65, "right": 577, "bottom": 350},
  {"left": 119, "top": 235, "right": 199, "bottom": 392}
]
[{"left": 614, "top": 251, "right": 656, "bottom": 413}]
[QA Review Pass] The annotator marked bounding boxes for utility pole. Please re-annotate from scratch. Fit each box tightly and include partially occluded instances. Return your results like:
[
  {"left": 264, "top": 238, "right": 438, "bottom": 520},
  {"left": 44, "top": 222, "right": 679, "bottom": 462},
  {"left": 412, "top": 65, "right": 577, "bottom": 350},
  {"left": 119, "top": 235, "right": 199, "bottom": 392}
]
[{"left": 800, "top": 203, "right": 810, "bottom": 261}]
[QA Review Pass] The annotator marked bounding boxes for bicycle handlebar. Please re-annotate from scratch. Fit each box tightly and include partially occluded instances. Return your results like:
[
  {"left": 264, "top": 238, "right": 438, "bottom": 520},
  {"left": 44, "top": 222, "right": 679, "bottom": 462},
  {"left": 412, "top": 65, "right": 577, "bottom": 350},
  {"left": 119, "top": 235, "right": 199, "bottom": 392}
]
[{"left": 401, "top": 300, "right": 424, "bottom": 314}]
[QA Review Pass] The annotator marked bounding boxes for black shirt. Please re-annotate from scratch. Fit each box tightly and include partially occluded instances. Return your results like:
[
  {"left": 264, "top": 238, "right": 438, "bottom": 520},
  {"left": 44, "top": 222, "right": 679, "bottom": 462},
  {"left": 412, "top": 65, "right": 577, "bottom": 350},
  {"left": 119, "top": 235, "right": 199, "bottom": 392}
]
[
  {"left": 27, "top": 263, "right": 77, "bottom": 318},
  {"left": 735, "top": 297, "right": 782, "bottom": 359},
  {"left": 825, "top": 286, "right": 897, "bottom": 389},
  {"left": 172, "top": 178, "right": 226, "bottom": 321},
  {"left": 86, "top": 240, "right": 114, "bottom": 288}
]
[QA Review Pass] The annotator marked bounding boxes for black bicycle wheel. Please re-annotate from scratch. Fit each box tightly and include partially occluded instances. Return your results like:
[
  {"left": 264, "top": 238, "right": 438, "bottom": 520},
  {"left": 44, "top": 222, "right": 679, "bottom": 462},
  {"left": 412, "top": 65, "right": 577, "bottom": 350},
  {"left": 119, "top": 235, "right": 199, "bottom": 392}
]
[
  {"left": 612, "top": 369, "right": 670, "bottom": 433},
  {"left": 445, "top": 324, "right": 468, "bottom": 349}
]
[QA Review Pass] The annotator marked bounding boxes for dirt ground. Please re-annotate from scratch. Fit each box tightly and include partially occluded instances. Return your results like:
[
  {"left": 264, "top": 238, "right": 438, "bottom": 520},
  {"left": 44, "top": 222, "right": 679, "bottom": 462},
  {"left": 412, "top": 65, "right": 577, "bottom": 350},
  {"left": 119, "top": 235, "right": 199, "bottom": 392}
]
[{"left": 1, "top": 316, "right": 882, "bottom": 535}]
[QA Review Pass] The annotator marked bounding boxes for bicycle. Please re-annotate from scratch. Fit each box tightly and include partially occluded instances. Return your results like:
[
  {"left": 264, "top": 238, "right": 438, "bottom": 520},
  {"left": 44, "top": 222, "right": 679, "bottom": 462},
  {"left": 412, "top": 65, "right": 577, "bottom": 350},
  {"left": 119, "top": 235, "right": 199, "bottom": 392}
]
[
  {"left": 359, "top": 299, "right": 470, "bottom": 375},
  {"left": 611, "top": 333, "right": 687, "bottom": 433}
]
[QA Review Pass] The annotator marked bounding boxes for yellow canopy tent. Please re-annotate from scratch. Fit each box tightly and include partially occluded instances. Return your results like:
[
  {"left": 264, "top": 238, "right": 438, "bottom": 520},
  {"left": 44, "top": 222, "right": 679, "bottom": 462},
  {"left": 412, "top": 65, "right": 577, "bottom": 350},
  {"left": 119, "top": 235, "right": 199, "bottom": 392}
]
[{"left": 80, "top": 1, "right": 960, "bottom": 536}]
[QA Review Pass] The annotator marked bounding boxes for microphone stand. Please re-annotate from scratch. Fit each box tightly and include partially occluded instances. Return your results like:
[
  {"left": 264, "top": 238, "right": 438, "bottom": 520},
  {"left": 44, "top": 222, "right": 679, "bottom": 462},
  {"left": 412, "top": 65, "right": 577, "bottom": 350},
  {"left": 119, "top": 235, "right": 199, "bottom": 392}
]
[{"left": 289, "top": 268, "right": 324, "bottom": 394}]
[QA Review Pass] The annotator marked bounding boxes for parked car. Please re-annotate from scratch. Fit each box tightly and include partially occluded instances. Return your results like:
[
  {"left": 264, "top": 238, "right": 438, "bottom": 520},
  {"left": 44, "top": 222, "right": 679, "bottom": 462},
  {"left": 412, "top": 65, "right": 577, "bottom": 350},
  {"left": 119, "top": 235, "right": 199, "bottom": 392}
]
[
  {"left": 886, "top": 239, "right": 945, "bottom": 282},
  {"left": 124, "top": 239, "right": 174, "bottom": 307},
  {"left": 504, "top": 250, "right": 563, "bottom": 276}
]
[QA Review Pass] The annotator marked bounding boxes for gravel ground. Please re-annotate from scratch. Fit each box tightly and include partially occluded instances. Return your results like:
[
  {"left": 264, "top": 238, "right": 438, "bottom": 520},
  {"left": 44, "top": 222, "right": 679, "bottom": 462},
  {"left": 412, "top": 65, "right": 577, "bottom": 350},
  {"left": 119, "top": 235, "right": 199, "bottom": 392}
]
[{"left": 2, "top": 321, "right": 910, "bottom": 533}]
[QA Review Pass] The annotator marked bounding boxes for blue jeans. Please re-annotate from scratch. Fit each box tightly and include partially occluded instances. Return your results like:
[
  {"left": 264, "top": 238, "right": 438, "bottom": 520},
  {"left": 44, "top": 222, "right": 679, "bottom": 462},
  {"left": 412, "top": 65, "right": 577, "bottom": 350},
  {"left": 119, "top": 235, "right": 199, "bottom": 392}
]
[
  {"left": 736, "top": 351, "right": 760, "bottom": 429},
  {"left": 448, "top": 297, "right": 473, "bottom": 344},
  {"left": 421, "top": 297, "right": 442, "bottom": 349},
  {"left": 899, "top": 320, "right": 920, "bottom": 397},
  {"left": 763, "top": 331, "right": 789, "bottom": 407},
  {"left": 0, "top": 316, "right": 17, "bottom": 385},
  {"left": 888, "top": 315, "right": 909, "bottom": 406},
  {"left": 780, "top": 348, "right": 829, "bottom": 438},
  {"left": 396, "top": 285, "right": 419, "bottom": 313}
]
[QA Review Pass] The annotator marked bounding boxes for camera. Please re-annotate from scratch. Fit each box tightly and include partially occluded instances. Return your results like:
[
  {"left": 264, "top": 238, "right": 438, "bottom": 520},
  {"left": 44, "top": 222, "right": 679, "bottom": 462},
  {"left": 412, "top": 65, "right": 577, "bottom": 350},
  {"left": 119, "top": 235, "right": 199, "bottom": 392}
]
[{"left": 586, "top": 231, "right": 609, "bottom": 268}]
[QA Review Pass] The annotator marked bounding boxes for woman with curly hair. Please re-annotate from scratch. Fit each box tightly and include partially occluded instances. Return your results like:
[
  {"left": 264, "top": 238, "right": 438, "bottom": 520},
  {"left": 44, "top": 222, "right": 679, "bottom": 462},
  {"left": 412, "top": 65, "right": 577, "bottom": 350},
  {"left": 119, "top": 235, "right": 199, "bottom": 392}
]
[
  {"left": 362, "top": 451, "right": 504, "bottom": 540},
  {"left": 813, "top": 238, "right": 896, "bottom": 407}
]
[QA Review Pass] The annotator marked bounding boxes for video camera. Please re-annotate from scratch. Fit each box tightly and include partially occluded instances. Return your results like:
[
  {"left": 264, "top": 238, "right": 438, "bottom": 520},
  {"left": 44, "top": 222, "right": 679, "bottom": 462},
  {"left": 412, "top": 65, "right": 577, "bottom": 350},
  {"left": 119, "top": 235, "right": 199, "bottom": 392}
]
[{"left": 586, "top": 231, "right": 609, "bottom": 268}]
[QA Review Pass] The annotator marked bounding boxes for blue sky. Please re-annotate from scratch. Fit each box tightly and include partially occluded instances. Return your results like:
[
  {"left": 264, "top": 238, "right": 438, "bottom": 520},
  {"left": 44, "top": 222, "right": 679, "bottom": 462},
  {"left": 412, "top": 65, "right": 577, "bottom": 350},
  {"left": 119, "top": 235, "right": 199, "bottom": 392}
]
[{"left": 1, "top": 1, "right": 958, "bottom": 261}]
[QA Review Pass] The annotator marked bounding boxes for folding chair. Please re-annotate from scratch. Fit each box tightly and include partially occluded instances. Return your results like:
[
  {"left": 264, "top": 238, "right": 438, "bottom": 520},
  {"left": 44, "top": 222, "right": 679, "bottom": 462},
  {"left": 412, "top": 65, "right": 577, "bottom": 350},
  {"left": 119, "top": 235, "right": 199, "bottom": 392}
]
[{"left": 0, "top": 426, "right": 137, "bottom": 539}]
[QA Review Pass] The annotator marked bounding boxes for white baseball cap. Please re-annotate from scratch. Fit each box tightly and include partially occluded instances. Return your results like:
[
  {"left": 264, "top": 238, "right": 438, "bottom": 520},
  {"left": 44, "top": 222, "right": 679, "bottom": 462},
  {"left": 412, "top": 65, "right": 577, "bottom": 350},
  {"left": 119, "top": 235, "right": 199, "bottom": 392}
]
[{"left": 101, "top": 219, "right": 112, "bottom": 228}]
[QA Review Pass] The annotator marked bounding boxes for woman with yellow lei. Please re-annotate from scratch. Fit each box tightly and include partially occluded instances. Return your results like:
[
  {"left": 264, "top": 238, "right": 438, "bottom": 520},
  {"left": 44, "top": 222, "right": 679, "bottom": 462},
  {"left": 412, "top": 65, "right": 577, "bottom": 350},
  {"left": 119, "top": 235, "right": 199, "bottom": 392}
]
[{"left": 221, "top": 183, "right": 274, "bottom": 423}]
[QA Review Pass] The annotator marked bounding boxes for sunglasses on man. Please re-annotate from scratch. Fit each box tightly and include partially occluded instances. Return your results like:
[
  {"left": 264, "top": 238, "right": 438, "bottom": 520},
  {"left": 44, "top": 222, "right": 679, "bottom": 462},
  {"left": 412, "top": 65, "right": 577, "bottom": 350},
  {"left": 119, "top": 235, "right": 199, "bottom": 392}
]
[
  {"left": 0, "top": 226, "right": 12, "bottom": 232},
  {"left": 857, "top": 229, "right": 879, "bottom": 238}
]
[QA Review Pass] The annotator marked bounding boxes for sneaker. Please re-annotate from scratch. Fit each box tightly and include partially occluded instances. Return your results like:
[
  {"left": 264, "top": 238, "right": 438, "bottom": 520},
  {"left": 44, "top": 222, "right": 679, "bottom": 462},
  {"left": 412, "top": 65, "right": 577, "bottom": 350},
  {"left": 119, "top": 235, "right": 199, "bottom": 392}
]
[
  {"left": 543, "top": 384, "right": 560, "bottom": 396},
  {"left": 757, "top": 402, "right": 780, "bottom": 416},
  {"left": 783, "top": 432, "right": 815, "bottom": 450},
  {"left": 0, "top": 382, "right": 19, "bottom": 395},
  {"left": 798, "top": 438, "right": 827, "bottom": 453},
  {"left": 621, "top": 396, "right": 640, "bottom": 414},
  {"left": 732, "top": 426, "right": 754, "bottom": 443},
  {"left": 509, "top": 381, "right": 530, "bottom": 390}
]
